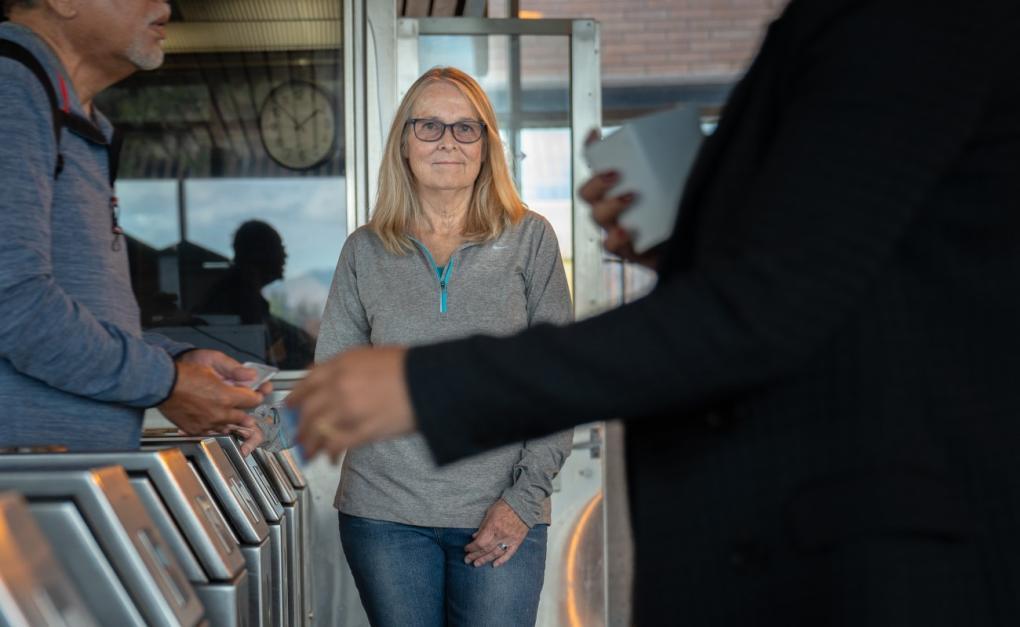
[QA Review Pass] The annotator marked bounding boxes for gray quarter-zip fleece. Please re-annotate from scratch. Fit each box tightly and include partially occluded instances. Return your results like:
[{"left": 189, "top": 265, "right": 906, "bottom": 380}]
[{"left": 316, "top": 210, "right": 573, "bottom": 527}]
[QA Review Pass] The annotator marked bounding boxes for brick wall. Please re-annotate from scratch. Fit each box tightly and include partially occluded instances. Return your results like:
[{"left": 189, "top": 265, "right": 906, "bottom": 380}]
[{"left": 519, "top": 0, "right": 788, "bottom": 85}]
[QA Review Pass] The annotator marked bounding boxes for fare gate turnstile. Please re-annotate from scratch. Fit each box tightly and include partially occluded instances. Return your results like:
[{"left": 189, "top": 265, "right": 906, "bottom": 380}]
[
  {"left": 213, "top": 436, "right": 293, "bottom": 627},
  {"left": 253, "top": 449, "right": 305, "bottom": 627},
  {"left": 275, "top": 449, "right": 313, "bottom": 626},
  {"left": 0, "top": 466, "right": 204, "bottom": 626},
  {"left": 0, "top": 492, "right": 98, "bottom": 627},
  {"left": 0, "top": 452, "right": 248, "bottom": 627},
  {"left": 143, "top": 437, "right": 275, "bottom": 627}
]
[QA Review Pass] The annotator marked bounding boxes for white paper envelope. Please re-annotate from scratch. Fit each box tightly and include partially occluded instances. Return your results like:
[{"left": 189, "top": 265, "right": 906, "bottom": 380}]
[{"left": 583, "top": 105, "right": 704, "bottom": 253}]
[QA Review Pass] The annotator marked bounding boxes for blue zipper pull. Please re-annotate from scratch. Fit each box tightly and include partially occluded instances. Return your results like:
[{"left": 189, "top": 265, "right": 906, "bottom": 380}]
[{"left": 411, "top": 237, "right": 455, "bottom": 314}]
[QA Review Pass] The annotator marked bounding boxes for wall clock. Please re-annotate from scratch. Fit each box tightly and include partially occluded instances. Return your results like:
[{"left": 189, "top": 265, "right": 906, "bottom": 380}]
[{"left": 258, "top": 81, "right": 336, "bottom": 170}]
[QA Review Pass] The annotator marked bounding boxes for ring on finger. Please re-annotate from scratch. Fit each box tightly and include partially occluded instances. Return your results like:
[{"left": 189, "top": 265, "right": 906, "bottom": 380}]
[{"left": 497, "top": 542, "right": 509, "bottom": 551}]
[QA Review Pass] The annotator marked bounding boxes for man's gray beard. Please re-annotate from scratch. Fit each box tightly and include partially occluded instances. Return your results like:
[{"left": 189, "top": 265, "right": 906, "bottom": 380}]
[{"left": 127, "top": 39, "right": 164, "bottom": 71}]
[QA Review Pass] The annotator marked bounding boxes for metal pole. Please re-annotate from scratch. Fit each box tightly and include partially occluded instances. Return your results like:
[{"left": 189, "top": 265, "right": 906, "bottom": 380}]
[{"left": 508, "top": 32, "right": 522, "bottom": 188}]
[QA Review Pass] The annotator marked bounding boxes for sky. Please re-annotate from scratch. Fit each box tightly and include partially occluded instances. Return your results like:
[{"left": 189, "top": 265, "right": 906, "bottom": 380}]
[{"left": 117, "top": 177, "right": 348, "bottom": 280}]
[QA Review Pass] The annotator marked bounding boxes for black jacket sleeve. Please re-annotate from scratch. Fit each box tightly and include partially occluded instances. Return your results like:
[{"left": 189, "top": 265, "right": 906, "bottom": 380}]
[{"left": 409, "top": 0, "right": 1013, "bottom": 464}]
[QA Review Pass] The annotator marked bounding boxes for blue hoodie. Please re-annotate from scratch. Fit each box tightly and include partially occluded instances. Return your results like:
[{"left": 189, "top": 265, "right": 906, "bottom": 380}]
[{"left": 0, "top": 22, "right": 186, "bottom": 450}]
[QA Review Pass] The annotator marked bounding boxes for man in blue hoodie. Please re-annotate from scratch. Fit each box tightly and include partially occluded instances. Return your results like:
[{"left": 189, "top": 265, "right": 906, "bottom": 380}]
[{"left": 0, "top": 0, "right": 266, "bottom": 452}]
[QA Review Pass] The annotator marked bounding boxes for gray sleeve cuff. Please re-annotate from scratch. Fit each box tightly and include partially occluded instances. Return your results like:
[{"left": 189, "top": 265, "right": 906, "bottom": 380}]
[{"left": 499, "top": 488, "right": 542, "bottom": 529}]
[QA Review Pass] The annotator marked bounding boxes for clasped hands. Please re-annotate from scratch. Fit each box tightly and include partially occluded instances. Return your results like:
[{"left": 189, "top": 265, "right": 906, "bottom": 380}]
[
  {"left": 465, "top": 499, "right": 529, "bottom": 568},
  {"left": 286, "top": 346, "right": 416, "bottom": 462}
]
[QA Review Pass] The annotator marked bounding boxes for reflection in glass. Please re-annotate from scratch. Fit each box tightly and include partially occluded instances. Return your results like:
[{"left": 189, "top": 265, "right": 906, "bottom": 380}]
[
  {"left": 117, "top": 177, "right": 344, "bottom": 368},
  {"left": 96, "top": 5, "right": 346, "bottom": 367},
  {"left": 192, "top": 220, "right": 314, "bottom": 369}
]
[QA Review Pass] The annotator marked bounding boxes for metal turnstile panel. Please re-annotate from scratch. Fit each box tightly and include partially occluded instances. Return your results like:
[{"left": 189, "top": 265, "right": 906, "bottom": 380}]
[
  {"left": 267, "top": 518, "right": 290, "bottom": 627},
  {"left": 241, "top": 539, "right": 274, "bottom": 627},
  {"left": 211, "top": 436, "right": 289, "bottom": 626},
  {"left": 129, "top": 478, "right": 207, "bottom": 582},
  {"left": 255, "top": 451, "right": 303, "bottom": 626},
  {"left": 31, "top": 501, "right": 147, "bottom": 626},
  {"left": 254, "top": 450, "right": 296, "bottom": 505},
  {"left": 142, "top": 437, "right": 276, "bottom": 627},
  {"left": 0, "top": 451, "right": 245, "bottom": 582},
  {"left": 293, "top": 487, "right": 313, "bottom": 626},
  {"left": 128, "top": 475, "right": 247, "bottom": 627},
  {"left": 213, "top": 437, "right": 284, "bottom": 522},
  {"left": 0, "top": 467, "right": 204, "bottom": 627},
  {"left": 275, "top": 450, "right": 307, "bottom": 490},
  {"left": 129, "top": 470, "right": 248, "bottom": 627},
  {"left": 281, "top": 504, "right": 302, "bottom": 626},
  {"left": 142, "top": 437, "right": 269, "bottom": 543},
  {"left": 275, "top": 450, "right": 313, "bottom": 626},
  {"left": 0, "top": 493, "right": 98, "bottom": 627},
  {"left": 195, "top": 570, "right": 250, "bottom": 627}
]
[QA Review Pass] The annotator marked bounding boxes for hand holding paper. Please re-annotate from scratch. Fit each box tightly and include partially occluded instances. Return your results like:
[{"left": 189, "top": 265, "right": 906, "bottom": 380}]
[
  {"left": 286, "top": 346, "right": 415, "bottom": 461},
  {"left": 583, "top": 105, "right": 704, "bottom": 254}
]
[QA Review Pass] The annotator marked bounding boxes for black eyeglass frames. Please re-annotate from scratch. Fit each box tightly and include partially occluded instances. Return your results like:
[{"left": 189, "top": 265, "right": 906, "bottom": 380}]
[{"left": 406, "top": 118, "right": 486, "bottom": 144}]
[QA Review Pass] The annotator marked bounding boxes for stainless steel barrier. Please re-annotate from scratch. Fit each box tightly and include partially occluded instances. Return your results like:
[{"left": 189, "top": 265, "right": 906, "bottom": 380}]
[
  {"left": 0, "top": 466, "right": 204, "bottom": 626},
  {"left": 0, "top": 491, "right": 98, "bottom": 626},
  {"left": 213, "top": 436, "right": 292, "bottom": 627},
  {"left": 0, "top": 452, "right": 247, "bottom": 627},
  {"left": 144, "top": 436, "right": 275, "bottom": 627},
  {"left": 275, "top": 449, "right": 313, "bottom": 627},
  {"left": 253, "top": 449, "right": 304, "bottom": 627}
]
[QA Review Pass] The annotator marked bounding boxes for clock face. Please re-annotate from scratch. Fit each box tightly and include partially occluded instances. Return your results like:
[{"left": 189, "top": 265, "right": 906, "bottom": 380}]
[{"left": 259, "top": 81, "right": 336, "bottom": 170}]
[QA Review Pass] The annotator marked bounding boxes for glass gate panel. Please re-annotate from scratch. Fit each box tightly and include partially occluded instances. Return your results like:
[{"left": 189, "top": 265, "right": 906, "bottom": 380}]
[
  {"left": 415, "top": 33, "right": 575, "bottom": 288},
  {"left": 400, "top": 20, "right": 607, "bottom": 627},
  {"left": 97, "top": 3, "right": 347, "bottom": 370}
]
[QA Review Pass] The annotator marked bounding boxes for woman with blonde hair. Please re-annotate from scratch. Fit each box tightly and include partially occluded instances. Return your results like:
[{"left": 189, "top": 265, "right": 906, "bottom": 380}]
[{"left": 316, "top": 66, "right": 572, "bottom": 626}]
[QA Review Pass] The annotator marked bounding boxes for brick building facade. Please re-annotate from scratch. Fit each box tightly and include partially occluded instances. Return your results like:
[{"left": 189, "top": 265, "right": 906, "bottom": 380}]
[{"left": 519, "top": 0, "right": 788, "bottom": 118}]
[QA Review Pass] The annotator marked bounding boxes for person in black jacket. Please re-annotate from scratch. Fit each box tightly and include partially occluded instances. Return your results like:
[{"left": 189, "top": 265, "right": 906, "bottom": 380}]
[{"left": 289, "top": 0, "right": 1020, "bottom": 624}]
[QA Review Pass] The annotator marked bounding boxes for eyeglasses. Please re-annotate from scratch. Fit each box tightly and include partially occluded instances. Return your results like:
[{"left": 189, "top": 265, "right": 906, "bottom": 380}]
[{"left": 406, "top": 118, "right": 486, "bottom": 144}]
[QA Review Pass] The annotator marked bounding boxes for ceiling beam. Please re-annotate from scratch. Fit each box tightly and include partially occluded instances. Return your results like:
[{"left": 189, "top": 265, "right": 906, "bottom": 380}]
[{"left": 164, "top": 20, "right": 342, "bottom": 53}]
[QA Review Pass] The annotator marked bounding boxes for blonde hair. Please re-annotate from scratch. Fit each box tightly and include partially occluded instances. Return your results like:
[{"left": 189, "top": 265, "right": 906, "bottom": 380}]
[{"left": 369, "top": 67, "right": 526, "bottom": 254}]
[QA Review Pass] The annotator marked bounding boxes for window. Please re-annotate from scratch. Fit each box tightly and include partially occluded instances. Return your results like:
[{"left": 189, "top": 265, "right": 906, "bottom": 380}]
[
  {"left": 97, "top": 1, "right": 345, "bottom": 369},
  {"left": 508, "top": 0, "right": 785, "bottom": 303}
]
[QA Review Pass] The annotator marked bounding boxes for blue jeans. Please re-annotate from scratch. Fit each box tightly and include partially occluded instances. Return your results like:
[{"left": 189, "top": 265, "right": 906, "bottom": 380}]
[{"left": 339, "top": 512, "right": 548, "bottom": 627}]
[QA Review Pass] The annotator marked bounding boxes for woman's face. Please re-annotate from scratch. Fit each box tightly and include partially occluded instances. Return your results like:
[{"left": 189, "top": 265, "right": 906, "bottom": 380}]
[{"left": 405, "top": 82, "right": 485, "bottom": 196}]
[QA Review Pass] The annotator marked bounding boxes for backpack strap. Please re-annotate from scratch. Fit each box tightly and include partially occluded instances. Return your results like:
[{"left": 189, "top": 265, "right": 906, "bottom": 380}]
[
  {"left": 0, "top": 39, "right": 65, "bottom": 178},
  {"left": 2, "top": 38, "right": 124, "bottom": 249}
]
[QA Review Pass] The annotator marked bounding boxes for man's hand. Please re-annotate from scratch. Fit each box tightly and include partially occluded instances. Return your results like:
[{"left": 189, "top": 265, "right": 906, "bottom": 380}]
[
  {"left": 172, "top": 350, "right": 270, "bottom": 455},
  {"left": 464, "top": 499, "right": 529, "bottom": 568},
  {"left": 177, "top": 349, "right": 274, "bottom": 395},
  {"left": 158, "top": 360, "right": 264, "bottom": 447},
  {"left": 580, "top": 130, "right": 660, "bottom": 270},
  {"left": 219, "top": 424, "right": 264, "bottom": 457},
  {"left": 287, "top": 346, "right": 415, "bottom": 461}
]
